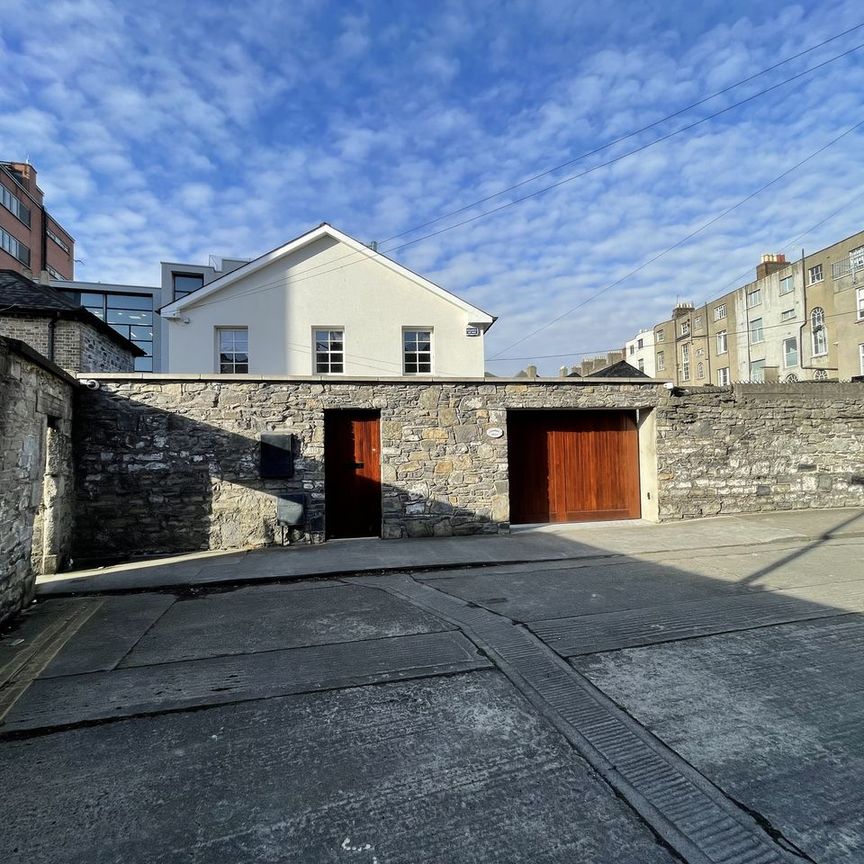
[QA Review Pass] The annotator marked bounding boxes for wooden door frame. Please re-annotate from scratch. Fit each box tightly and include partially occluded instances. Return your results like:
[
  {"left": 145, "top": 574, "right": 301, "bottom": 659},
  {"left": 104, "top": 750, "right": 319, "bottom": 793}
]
[
  {"left": 506, "top": 408, "right": 642, "bottom": 525},
  {"left": 323, "top": 409, "right": 383, "bottom": 539}
]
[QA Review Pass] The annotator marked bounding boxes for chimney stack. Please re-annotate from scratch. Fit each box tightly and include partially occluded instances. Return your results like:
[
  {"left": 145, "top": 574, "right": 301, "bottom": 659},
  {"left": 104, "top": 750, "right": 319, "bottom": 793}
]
[{"left": 756, "top": 253, "right": 787, "bottom": 281}]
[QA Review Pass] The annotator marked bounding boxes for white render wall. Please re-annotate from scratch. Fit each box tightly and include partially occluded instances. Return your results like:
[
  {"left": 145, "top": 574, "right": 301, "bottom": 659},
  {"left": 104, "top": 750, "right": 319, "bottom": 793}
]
[
  {"left": 624, "top": 329, "right": 657, "bottom": 377},
  {"left": 165, "top": 236, "right": 489, "bottom": 377},
  {"left": 732, "top": 262, "right": 806, "bottom": 383}
]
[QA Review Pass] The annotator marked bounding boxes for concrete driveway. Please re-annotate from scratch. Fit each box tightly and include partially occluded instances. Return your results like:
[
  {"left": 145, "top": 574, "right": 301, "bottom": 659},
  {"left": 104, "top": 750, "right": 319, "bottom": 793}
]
[{"left": 3, "top": 508, "right": 864, "bottom": 863}]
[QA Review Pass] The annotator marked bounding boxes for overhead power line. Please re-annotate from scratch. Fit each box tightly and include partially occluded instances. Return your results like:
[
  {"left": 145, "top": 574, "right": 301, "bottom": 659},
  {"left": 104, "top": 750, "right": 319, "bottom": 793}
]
[
  {"left": 487, "top": 118, "right": 864, "bottom": 360},
  {"left": 490, "top": 185, "right": 864, "bottom": 364},
  {"left": 381, "top": 21, "right": 864, "bottom": 243},
  {"left": 183, "top": 28, "right": 864, "bottom": 313},
  {"left": 491, "top": 306, "right": 861, "bottom": 364}
]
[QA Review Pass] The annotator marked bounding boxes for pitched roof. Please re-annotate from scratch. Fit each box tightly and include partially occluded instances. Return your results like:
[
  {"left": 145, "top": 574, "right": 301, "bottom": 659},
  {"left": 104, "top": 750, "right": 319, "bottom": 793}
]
[
  {"left": 586, "top": 359, "right": 651, "bottom": 378},
  {"left": 0, "top": 270, "right": 145, "bottom": 356},
  {"left": 0, "top": 269, "right": 82, "bottom": 312},
  {"left": 159, "top": 223, "right": 496, "bottom": 326}
]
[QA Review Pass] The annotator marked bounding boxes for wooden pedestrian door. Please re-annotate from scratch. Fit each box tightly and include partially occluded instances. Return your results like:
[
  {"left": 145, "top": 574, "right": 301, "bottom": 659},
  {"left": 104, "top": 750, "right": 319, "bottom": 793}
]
[
  {"left": 324, "top": 410, "right": 382, "bottom": 539},
  {"left": 508, "top": 410, "right": 641, "bottom": 524}
]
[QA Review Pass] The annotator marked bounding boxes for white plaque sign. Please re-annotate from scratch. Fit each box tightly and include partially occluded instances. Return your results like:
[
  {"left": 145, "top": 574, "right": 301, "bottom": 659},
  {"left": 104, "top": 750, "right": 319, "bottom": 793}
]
[{"left": 486, "top": 427, "right": 504, "bottom": 439}]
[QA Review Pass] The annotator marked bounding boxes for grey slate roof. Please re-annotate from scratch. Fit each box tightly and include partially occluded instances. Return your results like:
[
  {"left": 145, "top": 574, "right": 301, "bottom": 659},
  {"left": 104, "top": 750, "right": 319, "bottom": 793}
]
[
  {"left": 0, "top": 269, "right": 82, "bottom": 311},
  {"left": 0, "top": 269, "right": 145, "bottom": 356},
  {"left": 586, "top": 359, "right": 650, "bottom": 378}
]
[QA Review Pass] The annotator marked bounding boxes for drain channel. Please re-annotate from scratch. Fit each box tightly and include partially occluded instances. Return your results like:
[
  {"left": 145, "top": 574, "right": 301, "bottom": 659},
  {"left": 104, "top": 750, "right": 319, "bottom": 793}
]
[{"left": 351, "top": 574, "right": 799, "bottom": 864}]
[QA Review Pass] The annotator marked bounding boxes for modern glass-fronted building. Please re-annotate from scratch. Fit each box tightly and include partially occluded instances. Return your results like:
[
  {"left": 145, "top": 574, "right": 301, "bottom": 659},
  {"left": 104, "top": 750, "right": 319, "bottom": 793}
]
[{"left": 53, "top": 280, "right": 161, "bottom": 371}]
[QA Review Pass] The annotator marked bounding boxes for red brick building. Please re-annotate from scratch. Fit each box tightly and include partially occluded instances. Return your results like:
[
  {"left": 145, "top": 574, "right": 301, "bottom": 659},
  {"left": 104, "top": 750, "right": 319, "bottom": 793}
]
[{"left": 0, "top": 162, "right": 74, "bottom": 281}]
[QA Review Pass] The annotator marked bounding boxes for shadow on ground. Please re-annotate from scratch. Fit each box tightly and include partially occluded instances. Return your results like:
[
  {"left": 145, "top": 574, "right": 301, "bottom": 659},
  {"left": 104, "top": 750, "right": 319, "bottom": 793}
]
[{"left": 1, "top": 509, "right": 863, "bottom": 863}]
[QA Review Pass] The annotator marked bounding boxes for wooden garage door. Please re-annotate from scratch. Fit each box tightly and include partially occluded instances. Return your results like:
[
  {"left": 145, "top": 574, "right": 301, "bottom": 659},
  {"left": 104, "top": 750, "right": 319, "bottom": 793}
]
[{"left": 508, "top": 410, "right": 641, "bottom": 524}]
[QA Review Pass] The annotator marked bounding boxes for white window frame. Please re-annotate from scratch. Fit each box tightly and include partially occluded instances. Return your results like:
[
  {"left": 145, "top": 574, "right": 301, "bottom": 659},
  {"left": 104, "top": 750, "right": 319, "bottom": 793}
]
[
  {"left": 750, "top": 360, "right": 765, "bottom": 383},
  {"left": 780, "top": 309, "right": 795, "bottom": 322},
  {"left": 696, "top": 361, "right": 704, "bottom": 379},
  {"left": 811, "top": 307, "right": 827, "bottom": 356},
  {"left": 746, "top": 289, "right": 762, "bottom": 308},
  {"left": 681, "top": 344, "right": 690, "bottom": 381},
  {"left": 783, "top": 337, "right": 798, "bottom": 368},
  {"left": 403, "top": 328, "right": 433, "bottom": 375},
  {"left": 714, "top": 304, "right": 727, "bottom": 321},
  {"left": 216, "top": 327, "right": 249, "bottom": 374},
  {"left": 717, "top": 367, "right": 730, "bottom": 385},
  {"left": 656, "top": 351, "right": 665, "bottom": 371},
  {"left": 779, "top": 275, "right": 794, "bottom": 294},
  {"left": 716, "top": 330, "right": 727, "bottom": 355},
  {"left": 313, "top": 327, "right": 345, "bottom": 374},
  {"left": 857, "top": 287, "right": 864, "bottom": 321},
  {"left": 859, "top": 343, "right": 864, "bottom": 376},
  {"left": 750, "top": 318, "right": 764, "bottom": 344},
  {"left": 680, "top": 320, "right": 690, "bottom": 336},
  {"left": 656, "top": 329, "right": 664, "bottom": 342},
  {"left": 807, "top": 265, "right": 823, "bottom": 285}
]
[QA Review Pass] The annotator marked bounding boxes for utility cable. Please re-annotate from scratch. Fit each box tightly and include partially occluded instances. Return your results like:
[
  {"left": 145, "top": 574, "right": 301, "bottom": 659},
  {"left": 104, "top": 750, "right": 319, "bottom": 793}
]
[
  {"left": 180, "top": 35, "right": 864, "bottom": 313},
  {"left": 488, "top": 118, "right": 864, "bottom": 360}
]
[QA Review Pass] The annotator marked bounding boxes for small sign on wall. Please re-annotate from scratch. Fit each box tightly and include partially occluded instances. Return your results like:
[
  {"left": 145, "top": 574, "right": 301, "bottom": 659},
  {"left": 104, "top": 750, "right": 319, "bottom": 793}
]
[
  {"left": 486, "top": 427, "right": 504, "bottom": 439},
  {"left": 465, "top": 326, "right": 481, "bottom": 337}
]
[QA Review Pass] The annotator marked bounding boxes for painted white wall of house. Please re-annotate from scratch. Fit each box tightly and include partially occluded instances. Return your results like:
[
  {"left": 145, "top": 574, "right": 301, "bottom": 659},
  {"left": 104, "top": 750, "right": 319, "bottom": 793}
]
[
  {"left": 624, "top": 329, "right": 657, "bottom": 377},
  {"left": 165, "top": 235, "right": 488, "bottom": 376}
]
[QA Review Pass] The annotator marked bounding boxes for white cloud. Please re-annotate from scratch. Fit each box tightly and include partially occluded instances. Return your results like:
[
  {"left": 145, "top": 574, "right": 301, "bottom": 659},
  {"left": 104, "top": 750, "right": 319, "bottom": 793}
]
[{"left": 2, "top": 0, "right": 863, "bottom": 372}]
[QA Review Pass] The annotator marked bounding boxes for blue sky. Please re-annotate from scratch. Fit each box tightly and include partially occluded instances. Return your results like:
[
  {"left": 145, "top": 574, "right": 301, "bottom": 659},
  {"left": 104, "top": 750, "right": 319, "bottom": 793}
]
[{"left": 2, "top": 0, "right": 863, "bottom": 374}]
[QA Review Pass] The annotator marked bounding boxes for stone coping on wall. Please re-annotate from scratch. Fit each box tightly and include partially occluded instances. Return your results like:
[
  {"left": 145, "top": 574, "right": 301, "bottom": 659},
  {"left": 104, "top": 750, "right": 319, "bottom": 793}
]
[{"left": 75, "top": 372, "right": 669, "bottom": 386}]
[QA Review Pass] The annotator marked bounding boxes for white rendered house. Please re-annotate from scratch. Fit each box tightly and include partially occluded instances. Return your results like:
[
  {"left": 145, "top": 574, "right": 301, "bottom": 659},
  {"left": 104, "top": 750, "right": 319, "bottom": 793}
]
[{"left": 159, "top": 224, "right": 495, "bottom": 377}]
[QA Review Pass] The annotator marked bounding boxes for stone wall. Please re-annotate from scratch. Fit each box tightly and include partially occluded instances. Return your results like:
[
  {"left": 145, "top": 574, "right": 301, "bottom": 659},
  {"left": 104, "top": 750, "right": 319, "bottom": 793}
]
[
  {"left": 70, "top": 376, "right": 864, "bottom": 564},
  {"left": 75, "top": 321, "right": 136, "bottom": 373},
  {"left": 0, "top": 316, "right": 51, "bottom": 359},
  {"left": 0, "top": 338, "right": 75, "bottom": 623},
  {"left": 73, "top": 378, "right": 657, "bottom": 562},
  {"left": 656, "top": 383, "right": 864, "bottom": 519},
  {"left": 55, "top": 319, "right": 136, "bottom": 373},
  {"left": 0, "top": 314, "right": 135, "bottom": 374}
]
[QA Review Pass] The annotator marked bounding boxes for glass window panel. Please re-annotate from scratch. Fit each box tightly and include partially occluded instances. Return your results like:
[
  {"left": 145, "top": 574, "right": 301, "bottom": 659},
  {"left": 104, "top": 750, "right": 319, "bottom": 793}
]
[
  {"left": 331, "top": 362, "right": 343, "bottom": 373},
  {"left": 106, "top": 293, "right": 152, "bottom": 310},
  {"left": 110, "top": 324, "right": 131, "bottom": 337},
  {"left": 132, "top": 340, "right": 151, "bottom": 353},
  {"left": 80, "top": 293, "right": 106, "bottom": 307},
  {"left": 86, "top": 307, "right": 105, "bottom": 320},
  {"left": 173, "top": 274, "right": 204, "bottom": 296},
  {"left": 130, "top": 325, "right": 152, "bottom": 340},
  {"left": 107, "top": 309, "right": 150, "bottom": 325},
  {"left": 135, "top": 357, "right": 153, "bottom": 372}
]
